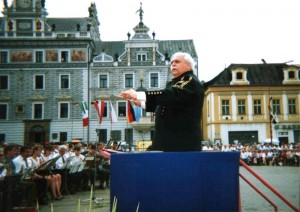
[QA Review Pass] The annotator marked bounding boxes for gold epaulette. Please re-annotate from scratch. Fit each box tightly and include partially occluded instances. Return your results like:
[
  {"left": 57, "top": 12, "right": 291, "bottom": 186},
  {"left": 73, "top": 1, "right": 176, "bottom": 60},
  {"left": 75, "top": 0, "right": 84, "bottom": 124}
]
[{"left": 172, "top": 76, "right": 192, "bottom": 90}]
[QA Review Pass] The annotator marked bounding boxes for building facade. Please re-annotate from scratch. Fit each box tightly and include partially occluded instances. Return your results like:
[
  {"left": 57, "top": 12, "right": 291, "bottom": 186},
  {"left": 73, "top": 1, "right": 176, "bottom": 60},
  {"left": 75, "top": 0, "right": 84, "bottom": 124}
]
[
  {"left": 203, "top": 63, "right": 300, "bottom": 146},
  {"left": 0, "top": 0, "right": 197, "bottom": 148}
]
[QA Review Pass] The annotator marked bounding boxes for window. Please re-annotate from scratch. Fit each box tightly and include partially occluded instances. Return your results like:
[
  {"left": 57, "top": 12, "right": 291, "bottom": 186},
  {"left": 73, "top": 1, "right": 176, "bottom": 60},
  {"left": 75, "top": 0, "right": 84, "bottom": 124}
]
[
  {"left": 288, "top": 99, "right": 296, "bottom": 114},
  {"left": 272, "top": 99, "right": 280, "bottom": 114},
  {"left": 99, "top": 74, "right": 108, "bottom": 88},
  {"left": 59, "top": 102, "right": 69, "bottom": 118},
  {"left": 33, "top": 103, "right": 43, "bottom": 119},
  {"left": 61, "top": 51, "right": 68, "bottom": 62},
  {"left": 125, "top": 128, "right": 133, "bottom": 143},
  {"left": 59, "top": 132, "right": 68, "bottom": 142},
  {"left": 137, "top": 53, "right": 147, "bottom": 61},
  {"left": 34, "top": 75, "right": 44, "bottom": 89},
  {"left": 16, "top": 104, "right": 24, "bottom": 114},
  {"left": 0, "top": 134, "right": 5, "bottom": 143},
  {"left": 0, "top": 104, "right": 8, "bottom": 120},
  {"left": 150, "top": 73, "right": 159, "bottom": 87},
  {"left": 222, "top": 100, "right": 230, "bottom": 115},
  {"left": 238, "top": 99, "right": 246, "bottom": 115},
  {"left": 288, "top": 71, "right": 295, "bottom": 79},
  {"left": 0, "top": 75, "right": 8, "bottom": 90},
  {"left": 125, "top": 74, "right": 133, "bottom": 88},
  {"left": 103, "top": 102, "right": 108, "bottom": 117},
  {"left": 207, "top": 101, "right": 210, "bottom": 118},
  {"left": 253, "top": 99, "right": 261, "bottom": 115},
  {"left": 35, "top": 51, "right": 43, "bottom": 63},
  {"left": 60, "top": 74, "right": 69, "bottom": 89},
  {"left": 0, "top": 52, "right": 8, "bottom": 63},
  {"left": 118, "top": 102, "right": 126, "bottom": 117},
  {"left": 236, "top": 72, "right": 243, "bottom": 80},
  {"left": 97, "top": 129, "right": 107, "bottom": 142}
]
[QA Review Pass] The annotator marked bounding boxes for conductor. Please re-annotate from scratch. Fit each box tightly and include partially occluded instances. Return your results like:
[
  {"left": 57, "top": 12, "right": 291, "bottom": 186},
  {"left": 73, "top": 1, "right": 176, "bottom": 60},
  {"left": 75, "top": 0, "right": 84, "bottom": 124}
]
[{"left": 120, "top": 52, "right": 204, "bottom": 152}]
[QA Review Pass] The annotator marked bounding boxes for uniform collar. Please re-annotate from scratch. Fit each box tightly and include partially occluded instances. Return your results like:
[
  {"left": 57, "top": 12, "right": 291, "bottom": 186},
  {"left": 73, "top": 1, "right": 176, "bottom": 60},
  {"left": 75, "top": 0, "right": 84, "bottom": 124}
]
[{"left": 172, "top": 70, "right": 193, "bottom": 82}]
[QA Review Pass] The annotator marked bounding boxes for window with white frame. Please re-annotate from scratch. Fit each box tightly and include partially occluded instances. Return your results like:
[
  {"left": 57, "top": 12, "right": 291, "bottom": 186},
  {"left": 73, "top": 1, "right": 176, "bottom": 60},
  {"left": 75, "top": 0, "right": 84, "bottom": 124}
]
[
  {"left": 288, "top": 99, "right": 296, "bottom": 114},
  {"left": 222, "top": 100, "right": 230, "bottom": 115},
  {"left": 61, "top": 51, "right": 69, "bottom": 62},
  {"left": 150, "top": 73, "right": 159, "bottom": 87},
  {"left": 33, "top": 103, "right": 43, "bottom": 119},
  {"left": 253, "top": 99, "right": 261, "bottom": 115},
  {"left": 118, "top": 102, "right": 126, "bottom": 117},
  {"left": 0, "top": 51, "right": 8, "bottom": 63},
  {"left": 272, "top": 99, "right": 280, "bottom": 114},
  {"left": 0, "top": 75, "right": 8, "bottom": 90},
  {"left": 60, "top": 74, "right": 70, "bottom": 89},
  {"left": 99, "top": 74, "right": 108, "bottom": 88},
  {"left": 137, "top": 53, "right": 147, "bottom": 61},
  {"left": 238, "top": 99, "right": 246, "bottom": 115},
  {"left": 60, "top": 132, "right": 68, "bottom": 142},
  {"left": 59, "top": 102, "right": 69, "bottom": 118},
  {"left": 35, "top": 51, "right": 43, "bottom": 63},
  {"left": 0, "top": 104, "right": 8, "bottom": 120},
  {"left": 34, "top": 75, "right": 44, "bottom": 89},
  {"left": 125, "top": 73, "right": 134, "bottom": 88}
]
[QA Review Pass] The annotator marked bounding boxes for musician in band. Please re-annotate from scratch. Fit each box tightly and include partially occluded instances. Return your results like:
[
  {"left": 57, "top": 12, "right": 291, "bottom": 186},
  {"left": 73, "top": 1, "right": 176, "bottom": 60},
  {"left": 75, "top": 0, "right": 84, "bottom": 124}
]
[
  {"left": 13, "top": 145, "right": 48, "bottom": 205},
  {"left": 29, "top": 145, "right": 63, "bottom": 200}
]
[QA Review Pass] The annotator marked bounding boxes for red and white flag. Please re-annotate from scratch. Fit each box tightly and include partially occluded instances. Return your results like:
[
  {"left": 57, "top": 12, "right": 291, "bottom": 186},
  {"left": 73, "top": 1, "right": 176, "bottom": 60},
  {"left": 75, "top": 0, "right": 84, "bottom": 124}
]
[
  {"left": 110, "top": 101, "right": 118, "bottom": 124},
  {"left": 94, "top": 100, "right": 105, "bottom": 124}
]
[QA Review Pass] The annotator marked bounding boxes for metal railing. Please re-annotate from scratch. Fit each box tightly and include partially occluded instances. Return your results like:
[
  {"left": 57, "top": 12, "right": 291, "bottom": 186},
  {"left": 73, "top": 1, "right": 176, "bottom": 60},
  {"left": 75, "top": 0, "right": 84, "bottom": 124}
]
[{"left": 239, "top": 159, "right": 299, "bottom": 212}]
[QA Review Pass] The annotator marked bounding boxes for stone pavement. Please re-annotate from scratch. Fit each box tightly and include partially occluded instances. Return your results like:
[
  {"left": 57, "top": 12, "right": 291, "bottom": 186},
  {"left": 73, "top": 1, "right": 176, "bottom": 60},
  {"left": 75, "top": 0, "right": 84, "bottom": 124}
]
[{"left": 38, "top": 166, "right": 299, "bottom": 212}]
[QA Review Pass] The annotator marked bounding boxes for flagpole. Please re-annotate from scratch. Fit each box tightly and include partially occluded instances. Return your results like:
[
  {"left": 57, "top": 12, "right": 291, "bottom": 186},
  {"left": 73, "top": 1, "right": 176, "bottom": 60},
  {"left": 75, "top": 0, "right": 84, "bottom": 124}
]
[
  {"left": 262, "top": 59, "right": 273, "bottom": 145},
  {"left": 87, "top": 44, "right": 91, "bottom": 145}
]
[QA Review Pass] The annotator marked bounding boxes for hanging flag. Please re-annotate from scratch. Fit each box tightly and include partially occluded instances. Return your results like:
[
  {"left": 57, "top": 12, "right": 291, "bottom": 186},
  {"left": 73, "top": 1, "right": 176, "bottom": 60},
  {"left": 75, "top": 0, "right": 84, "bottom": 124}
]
[
  {"left": 127, "top": 100, "right": 136, "bottom": 123},
  {"left": 79, "top": 101, "right": 89, "bottom": 127},
  {"left": 272, "top": 113, "right": 279, "bottom": 124},
  {"left": 110, "top": 101, "right": 118, "bottom": 124},
  {"left": 94, "top": 100, "right": 105, "bottom": 124},
  {"left": 134, "top": 106, "right": 142, "bottom": 122}
]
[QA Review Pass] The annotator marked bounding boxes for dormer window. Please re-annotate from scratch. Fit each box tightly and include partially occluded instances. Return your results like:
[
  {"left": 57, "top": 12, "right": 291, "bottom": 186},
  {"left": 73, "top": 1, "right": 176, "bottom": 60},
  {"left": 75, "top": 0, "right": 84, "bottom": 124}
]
[
  {"left": 288, "top": 71, "right": 295, "bottom": 79},
  {"left": 283, "top": 67, "right": 300, "bottom": 85},
  {"left": 137, "top": 53, "right": 147, "bottom": 61},
  {"left": 236, "top": 72, "right": 243, "bottom": 80},
  {"left": 230, "top": 67, "right": 249, "bottom": 85}
]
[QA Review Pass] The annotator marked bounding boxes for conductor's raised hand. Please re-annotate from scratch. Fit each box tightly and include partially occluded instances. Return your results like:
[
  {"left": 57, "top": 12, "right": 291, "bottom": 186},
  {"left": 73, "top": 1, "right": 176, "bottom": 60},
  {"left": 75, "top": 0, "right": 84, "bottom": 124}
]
[{"left": 119, "top": 89, "right": 137, "bottom": 100}]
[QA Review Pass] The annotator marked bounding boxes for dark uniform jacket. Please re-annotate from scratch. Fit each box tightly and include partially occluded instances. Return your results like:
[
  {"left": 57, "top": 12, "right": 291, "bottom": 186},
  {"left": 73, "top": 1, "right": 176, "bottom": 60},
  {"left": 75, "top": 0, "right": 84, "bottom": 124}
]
[{"left": 146, "top": 70, "right": 204, "bottom": 152}]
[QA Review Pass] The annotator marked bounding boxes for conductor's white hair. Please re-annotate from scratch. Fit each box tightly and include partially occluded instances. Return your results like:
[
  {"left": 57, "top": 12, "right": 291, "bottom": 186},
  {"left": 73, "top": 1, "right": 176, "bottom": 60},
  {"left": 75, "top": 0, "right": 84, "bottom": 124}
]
[{"left": 170, "top": 52, "right": 195, "bottom": 71}]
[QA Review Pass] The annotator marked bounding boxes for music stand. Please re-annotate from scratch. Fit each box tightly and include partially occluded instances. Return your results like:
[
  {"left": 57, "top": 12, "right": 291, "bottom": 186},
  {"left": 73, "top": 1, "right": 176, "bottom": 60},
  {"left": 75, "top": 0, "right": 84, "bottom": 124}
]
[{"left": 82, "top": 155, "right": 103, "bottom": 205}]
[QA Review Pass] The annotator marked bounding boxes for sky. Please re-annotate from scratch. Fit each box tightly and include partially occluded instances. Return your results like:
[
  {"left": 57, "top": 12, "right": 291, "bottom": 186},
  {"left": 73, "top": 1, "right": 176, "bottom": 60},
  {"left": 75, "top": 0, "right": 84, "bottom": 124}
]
[{"left": 2, "top": 0, "right": 300, "bottom": 81}]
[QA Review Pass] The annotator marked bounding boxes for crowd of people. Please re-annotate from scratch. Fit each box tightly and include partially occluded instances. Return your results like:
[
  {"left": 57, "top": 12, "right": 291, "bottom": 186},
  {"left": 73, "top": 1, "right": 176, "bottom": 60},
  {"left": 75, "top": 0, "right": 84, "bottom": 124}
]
[
  {"left": 203, "top": 143, "right": 300, "bottom": 166},
  {"left": 0, "top": 140, "right": 118, "bottom": 211},
  {"left": 1, "top": 139, "right": 298, "bottom": 210}
]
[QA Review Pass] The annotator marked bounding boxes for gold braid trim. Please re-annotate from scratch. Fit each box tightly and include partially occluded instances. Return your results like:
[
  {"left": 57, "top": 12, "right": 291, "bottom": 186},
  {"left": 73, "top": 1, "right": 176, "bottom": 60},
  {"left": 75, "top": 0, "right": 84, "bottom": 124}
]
[{"left": 172, "top": 76, "right": 192, "bottom": 90}]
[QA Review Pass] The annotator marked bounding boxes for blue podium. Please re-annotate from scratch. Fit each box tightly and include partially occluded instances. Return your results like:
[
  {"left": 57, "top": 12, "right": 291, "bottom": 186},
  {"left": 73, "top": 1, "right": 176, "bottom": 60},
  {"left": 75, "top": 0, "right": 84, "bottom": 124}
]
[{"left": 110, "top": 152, "right": 240, "bottom": 212}]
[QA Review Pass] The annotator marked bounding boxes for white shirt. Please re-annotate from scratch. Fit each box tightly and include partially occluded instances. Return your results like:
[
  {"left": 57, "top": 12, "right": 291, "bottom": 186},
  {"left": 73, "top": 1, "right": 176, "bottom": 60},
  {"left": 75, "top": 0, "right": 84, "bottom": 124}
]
[
  {"left": 53, "top": 153, "right": 69, "bottom": 169},
  {"left": 13, "top": 155, "right": 28, "bottom": 174},
  {"left": 28, "top": 157, "right": 42, "bottom": 169}
]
